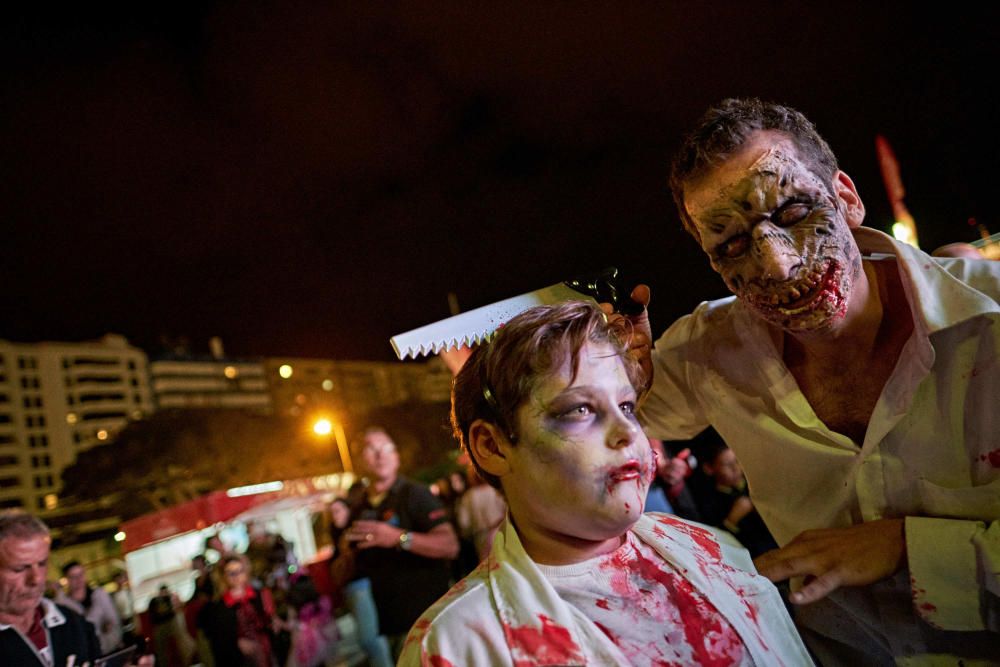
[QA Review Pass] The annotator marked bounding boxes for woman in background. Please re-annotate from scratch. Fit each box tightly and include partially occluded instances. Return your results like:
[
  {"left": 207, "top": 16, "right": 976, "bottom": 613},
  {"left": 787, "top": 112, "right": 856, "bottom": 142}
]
[{"left": 197, "top": 553, "right": 276, "bottom": 667}]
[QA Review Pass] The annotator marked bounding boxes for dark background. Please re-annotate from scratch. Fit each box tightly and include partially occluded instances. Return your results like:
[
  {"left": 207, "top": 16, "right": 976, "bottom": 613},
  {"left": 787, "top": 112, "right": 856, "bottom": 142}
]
[{"left": 3, "top": 3, "right": 997, "bottom": 361}]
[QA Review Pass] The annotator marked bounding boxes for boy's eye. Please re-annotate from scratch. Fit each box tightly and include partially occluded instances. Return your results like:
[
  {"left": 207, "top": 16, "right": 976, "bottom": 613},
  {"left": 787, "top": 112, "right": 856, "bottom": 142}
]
[
  {"left": 558, "top": 405, "right": 593, "bottom": 420},
  {"left": 619, "top": 401, "right": 636, "bottom": 416}
]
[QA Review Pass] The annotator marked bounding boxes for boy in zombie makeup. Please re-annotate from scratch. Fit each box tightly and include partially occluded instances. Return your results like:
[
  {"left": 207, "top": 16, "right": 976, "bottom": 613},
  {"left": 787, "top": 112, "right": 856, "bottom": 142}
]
[
  {"left": 399, "top": 301, "right": 812, "bottom": 667},
  {"left": 627, "top": 98, "right": 1000, "bottom": 663}
]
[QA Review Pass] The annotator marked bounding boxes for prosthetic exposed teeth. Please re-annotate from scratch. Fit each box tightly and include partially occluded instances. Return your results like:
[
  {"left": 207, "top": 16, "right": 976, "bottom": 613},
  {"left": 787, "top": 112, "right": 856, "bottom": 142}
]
[{"left": 756, "top": 264, "right": 832, "bottom": 312}]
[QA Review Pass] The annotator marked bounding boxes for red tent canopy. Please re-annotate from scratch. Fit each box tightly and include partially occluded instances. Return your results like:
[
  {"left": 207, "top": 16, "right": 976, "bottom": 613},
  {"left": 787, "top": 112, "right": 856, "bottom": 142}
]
[{"left": 120, "top": 489, "right": 278, "bottom": 554}]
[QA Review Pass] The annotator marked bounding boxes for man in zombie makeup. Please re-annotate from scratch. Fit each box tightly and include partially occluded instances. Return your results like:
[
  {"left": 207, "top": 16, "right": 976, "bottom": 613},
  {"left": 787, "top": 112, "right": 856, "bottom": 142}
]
[{"left": 633, "top": 98, "right": 1000, "bottom": 663}]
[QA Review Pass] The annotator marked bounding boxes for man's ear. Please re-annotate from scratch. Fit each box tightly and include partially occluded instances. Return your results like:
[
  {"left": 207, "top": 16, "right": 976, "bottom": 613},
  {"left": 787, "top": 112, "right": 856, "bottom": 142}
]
[
  {"left": 832, "top": 170, "right": 865, "bottom": 229},
  {"left": 468, "top": 419, "right": 512, "bottom": 480}
]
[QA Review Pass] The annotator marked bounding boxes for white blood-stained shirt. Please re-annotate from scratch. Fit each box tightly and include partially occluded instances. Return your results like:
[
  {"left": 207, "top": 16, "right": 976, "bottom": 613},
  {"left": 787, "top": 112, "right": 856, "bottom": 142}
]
[
  {"left": 399, "top": 513, "right": 813, "bottom": 666},
  {"left": 536, "top": 531, "right": 751, "bottom": 666},
  {"left": 640, "top": 227, "right": 1000, "bottom": 663}
]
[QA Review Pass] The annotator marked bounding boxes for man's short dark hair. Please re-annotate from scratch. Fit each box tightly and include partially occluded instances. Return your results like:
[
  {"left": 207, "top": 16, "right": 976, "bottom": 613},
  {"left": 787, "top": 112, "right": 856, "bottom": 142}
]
[
  {"left": 350, "top": 425, "right": 392, "bottom": 457},
  {"left": 0, "top": 509, "right": 49, "bottom": 543},
  {"left": 61, "top": 560, "right": 83, "bottom": 576},
  {"left": 669, "top": 98, "right": 839, "bottom": 239}
]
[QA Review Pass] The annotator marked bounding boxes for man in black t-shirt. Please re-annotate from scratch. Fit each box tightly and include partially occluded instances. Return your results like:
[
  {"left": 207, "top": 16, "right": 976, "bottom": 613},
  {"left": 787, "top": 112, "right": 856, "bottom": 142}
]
[{"left": 342, "top": 427, "right": 459, "bottom": 657}]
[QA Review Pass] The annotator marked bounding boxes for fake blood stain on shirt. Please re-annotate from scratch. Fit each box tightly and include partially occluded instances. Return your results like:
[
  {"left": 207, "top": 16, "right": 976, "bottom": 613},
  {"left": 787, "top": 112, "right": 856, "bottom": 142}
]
[
  {"left": 978, "top": 449, "right": 1000, "bottom": 467},
  {"left": 583, "top": 535, "right": 745, "bottom": 666},
  {"left": 502, "top": 614, "right": 585, "bottom": 666},
  {"left": 654, "top": 515, "right": 722, "bottom": 562}
]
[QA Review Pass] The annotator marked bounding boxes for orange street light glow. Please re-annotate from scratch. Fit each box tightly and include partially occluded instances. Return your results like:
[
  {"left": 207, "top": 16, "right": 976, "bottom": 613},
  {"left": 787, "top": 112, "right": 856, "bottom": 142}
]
[{"left": 313, "top": 418, "right": 333, "bottom": 436}]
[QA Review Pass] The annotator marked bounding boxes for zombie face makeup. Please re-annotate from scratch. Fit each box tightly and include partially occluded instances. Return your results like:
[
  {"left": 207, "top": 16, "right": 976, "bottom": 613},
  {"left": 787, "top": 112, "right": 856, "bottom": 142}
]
[
  {"left": 501, "top": 342, "right": 654, "bottom": 547},
  {"left": 684, "top": 131, "right": 863, "bottom": 333}
]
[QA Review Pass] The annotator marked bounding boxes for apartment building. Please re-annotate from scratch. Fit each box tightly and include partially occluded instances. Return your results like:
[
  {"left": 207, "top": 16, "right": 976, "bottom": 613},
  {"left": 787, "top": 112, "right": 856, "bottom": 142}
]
[
  {"left": 0, "top": 334, "right": 153, "bottom": 512},
  {"left": 265, "top": 356, "right": 452, "bottom": 419},
  {"left": 150, "top": 358, "right": 272, "bottom": 412}
]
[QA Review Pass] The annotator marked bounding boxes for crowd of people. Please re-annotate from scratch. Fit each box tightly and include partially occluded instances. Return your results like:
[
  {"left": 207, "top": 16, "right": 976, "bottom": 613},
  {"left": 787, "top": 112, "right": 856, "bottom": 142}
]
[{"left": 3, "top": 98, "right": 996, "bottom": 666}]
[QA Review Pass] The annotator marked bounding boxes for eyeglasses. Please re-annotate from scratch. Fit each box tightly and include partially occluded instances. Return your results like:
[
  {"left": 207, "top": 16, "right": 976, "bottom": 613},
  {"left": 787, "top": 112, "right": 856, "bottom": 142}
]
[{"left": 223, "top": 567, "right": 244, "bottom": 578}]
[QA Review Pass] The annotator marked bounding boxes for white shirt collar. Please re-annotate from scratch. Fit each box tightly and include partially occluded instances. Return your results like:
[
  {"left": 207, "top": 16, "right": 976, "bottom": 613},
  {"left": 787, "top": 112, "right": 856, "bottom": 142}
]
[{"left": 0, "top": 598, "right": 66, "bottom": 631}]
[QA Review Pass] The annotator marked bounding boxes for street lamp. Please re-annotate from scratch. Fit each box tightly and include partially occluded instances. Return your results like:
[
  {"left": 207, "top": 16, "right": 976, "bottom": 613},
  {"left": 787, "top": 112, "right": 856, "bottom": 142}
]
[{"left": 313, "top": 417, "right": 353, "bottom": 474}]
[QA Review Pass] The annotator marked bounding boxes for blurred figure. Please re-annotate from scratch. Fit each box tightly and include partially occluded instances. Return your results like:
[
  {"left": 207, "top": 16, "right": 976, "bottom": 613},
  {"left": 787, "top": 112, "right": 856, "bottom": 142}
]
[
  {"left": 643, "top": 438, "right": 702, "bottom": 521},
  {"left": 932, "top": 242, "right": 984, "bottom": 260},
  {"left": 190, "top": 553, "right": 215, "bottom": 601},
  {"left": 328, "top": 498, "right": 351, "bottom": 547},
  {"left": 342, "top": 427, "right": 458, "bottom": 659},
  {"left": 0, "top": 511, "right": 100, "bottom": 665},
  {"left": 328, "top": 496, "right": 393, "bottom": 667},
  {"left": 281, "top": 572, "right": 337, "bottom": 667},
  {"left": 111, "top": 570, "right": 140, "bottom": 651},
  {"left": 691, "top": 440, "right": 777, "bottom": 559},
  {"left": 197, "top": 553, "right": 276, "bottom": 667},
  {"left": 56, "top": 560, "right": 122, "bottom": 655},
  {"left": 187, "top": 554, "right": 216, "bottom": 667},
  {"left": 455, "top": 467, "right": 506, "bottom": 561},
  {"left": 149, "top": 583, "right": 195, "bottom": 667}
]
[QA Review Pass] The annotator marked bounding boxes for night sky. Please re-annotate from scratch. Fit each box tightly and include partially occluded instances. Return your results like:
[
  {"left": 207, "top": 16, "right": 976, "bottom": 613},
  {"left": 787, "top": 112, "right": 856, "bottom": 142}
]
[{"left": 3, "top": 4, "right": 998, "bottom": 361}]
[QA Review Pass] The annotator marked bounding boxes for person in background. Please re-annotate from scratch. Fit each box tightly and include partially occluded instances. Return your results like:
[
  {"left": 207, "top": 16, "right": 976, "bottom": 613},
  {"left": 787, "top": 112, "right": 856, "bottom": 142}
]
[
  {"left": 56, "top": 560, "right": 123, "bottom": 655},
  {"left": 341, "top": 427, "right": 459, "bottom": 659},
  {"left": 197, "top": 553, "right": 276, "bottom": 667},
  {"left": 149, "top": 583, "right": 195, "bottom": 667},
  {"left": 691, "top": 440, "right": 778, "bottom": 558},
  {"left": 0, "top": 510, "right": 101, "bottom": 666},
  {"left": 455, "top": 465, "right": 507, "bottom": 562},
  {"left": 328, "top": 496, "right": 392, "bottom": 667},
  {"left": 643, "top": 438, "right": 702, "bottom": 521},
  {"left": 186, "top": 554, "right": 216, "bottom": 667},
  {"left": 280, "top": 572, "right": 337, "bottom": 667},
  {"left": 111, "top": 570, "right": 140, "bottom": 651}
]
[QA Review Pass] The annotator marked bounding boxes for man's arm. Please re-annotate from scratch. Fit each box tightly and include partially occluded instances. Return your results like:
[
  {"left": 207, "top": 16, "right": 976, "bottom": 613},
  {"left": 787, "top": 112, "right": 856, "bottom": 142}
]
[
  {"left": 753, "top": 518, "right": 906, "bottom": 605},
  {"left": 346, "top": 520, "right": 459, "bottom": 559},
  {"left": 755, "top": 515, "right": 1000, "bottom": 633}
]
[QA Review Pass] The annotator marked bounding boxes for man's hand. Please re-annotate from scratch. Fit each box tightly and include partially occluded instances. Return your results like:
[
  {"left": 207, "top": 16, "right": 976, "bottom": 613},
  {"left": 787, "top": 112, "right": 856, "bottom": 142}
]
[
  {"left": 346, "top": 520, "right": 402, "bottom": 550},
  {"left": 600, "top": 284, "right": 652, "bottom": 390},
  {"left": 753, "top": 518, "right": 906, "bottom": 605},
  {"left": 725, "top": 495, "right": 754, "bottom": 526}
]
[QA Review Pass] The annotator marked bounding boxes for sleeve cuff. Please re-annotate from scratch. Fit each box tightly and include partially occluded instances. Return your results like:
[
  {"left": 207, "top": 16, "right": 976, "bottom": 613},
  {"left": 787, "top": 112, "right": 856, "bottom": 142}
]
[{"left": 906, "top": 516, "right": 985, "bottom": 631}]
